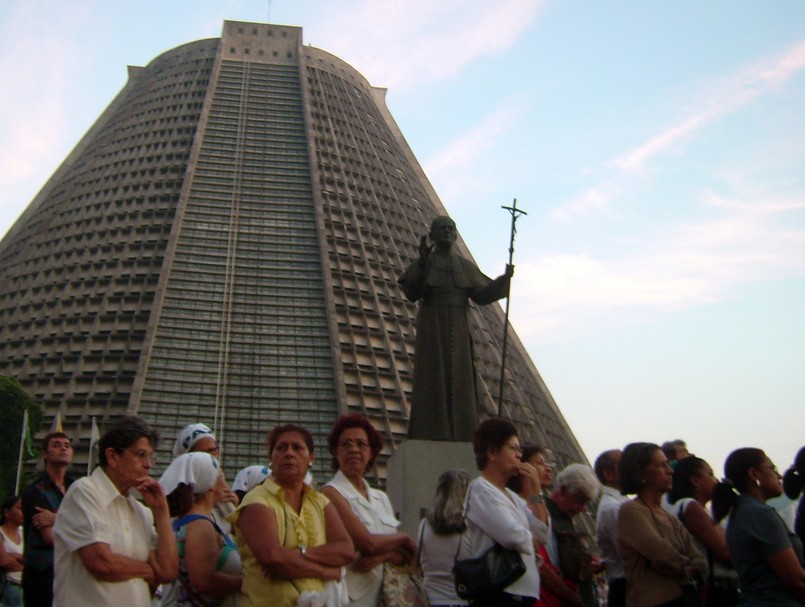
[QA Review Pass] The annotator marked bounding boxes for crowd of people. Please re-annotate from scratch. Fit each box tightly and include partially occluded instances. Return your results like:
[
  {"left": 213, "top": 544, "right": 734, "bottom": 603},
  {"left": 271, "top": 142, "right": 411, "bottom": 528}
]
[{"left": 1, "top": 416, "right": 804, "bottom": 607}]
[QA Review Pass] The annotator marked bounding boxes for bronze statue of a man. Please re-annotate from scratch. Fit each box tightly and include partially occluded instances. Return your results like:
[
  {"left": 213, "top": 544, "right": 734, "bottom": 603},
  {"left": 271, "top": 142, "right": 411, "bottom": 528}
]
[{"left": 398, "top": 216, "right": 513, "bottom": 441}]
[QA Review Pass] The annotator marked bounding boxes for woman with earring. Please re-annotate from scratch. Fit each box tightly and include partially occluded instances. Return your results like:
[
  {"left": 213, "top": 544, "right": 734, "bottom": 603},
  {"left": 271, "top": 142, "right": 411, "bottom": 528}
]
[
  {"left": 230, "top": 424, "right": 354, "bottom": 607},
  {"left": 712, "top": 448, "right": 805, "bottom": 605},
  {"left": 321, "top": 414, "right": 416, "bottom": 606},
  {"left": 615, "top": 443, "right": 707, "bottom": 607}
]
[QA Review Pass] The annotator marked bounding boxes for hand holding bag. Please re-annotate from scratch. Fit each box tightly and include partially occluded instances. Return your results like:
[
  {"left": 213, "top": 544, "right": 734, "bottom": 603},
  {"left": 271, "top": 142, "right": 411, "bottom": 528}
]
[{"left": 380, "top": 518, "right": 430, "bottom": 607}]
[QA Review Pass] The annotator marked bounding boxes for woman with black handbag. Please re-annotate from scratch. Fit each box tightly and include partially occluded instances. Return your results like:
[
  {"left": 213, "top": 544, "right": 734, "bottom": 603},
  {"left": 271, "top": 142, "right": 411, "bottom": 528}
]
[{"left": 455, "top": 418, "right": 543, "bottom": 607}]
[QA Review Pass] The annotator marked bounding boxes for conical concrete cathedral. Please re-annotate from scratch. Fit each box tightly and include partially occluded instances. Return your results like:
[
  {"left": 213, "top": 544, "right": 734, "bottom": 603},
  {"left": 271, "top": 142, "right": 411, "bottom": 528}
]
[{"left": 0, "top": 21, "right": 586, "bottom": 482}]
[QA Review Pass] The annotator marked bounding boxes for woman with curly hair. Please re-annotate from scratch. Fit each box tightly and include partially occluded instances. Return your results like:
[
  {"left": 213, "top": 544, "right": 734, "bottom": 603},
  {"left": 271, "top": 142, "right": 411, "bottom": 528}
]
[{"left": 321, "top": 414, "right": 416, "bottom": 606}]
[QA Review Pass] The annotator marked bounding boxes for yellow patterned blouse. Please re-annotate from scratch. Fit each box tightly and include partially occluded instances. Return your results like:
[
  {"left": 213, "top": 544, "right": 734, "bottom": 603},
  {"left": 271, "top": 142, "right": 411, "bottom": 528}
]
[{"left": 228, "top": 478, "right": 331, "bottom": 607}]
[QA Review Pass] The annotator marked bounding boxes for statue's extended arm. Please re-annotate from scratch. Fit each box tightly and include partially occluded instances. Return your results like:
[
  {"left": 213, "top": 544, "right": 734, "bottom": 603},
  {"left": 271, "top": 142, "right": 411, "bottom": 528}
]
[{"left": 470, "top": 264, "right": 513, "bottom": 305}]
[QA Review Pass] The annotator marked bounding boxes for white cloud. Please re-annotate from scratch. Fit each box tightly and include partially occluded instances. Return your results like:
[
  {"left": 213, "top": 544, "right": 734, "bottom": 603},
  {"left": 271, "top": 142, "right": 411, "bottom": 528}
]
[
  {"left": 423, "top": 97, "right": 525, "bottom": 205},
  {"left": 555, "top": 37, "right": 805, "bottom": 218},
  {"left": 553, "top": 181, "right": 623, "bottom": 219},
  {"left": 513, "top": 190, "right": 805, "bottom": 341},
  {"left": 306, "top": 0, "right": 546, "bottom": 90}
]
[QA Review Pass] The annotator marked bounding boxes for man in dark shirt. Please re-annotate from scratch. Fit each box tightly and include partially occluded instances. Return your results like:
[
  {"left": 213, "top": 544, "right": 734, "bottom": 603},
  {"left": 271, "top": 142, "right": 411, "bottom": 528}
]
[{"left": 21, "top": 431, "right": 74, "bottom": 607}]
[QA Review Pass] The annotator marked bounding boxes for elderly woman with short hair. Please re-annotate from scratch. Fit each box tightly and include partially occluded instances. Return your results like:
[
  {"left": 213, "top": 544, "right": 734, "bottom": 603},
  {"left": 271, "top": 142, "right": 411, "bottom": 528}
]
[
  {"left": 544, "top": 464, "right": 601, "bottom": 607},
  {"left": 458, "top": 418, "right": 543, "bottom": 607}
]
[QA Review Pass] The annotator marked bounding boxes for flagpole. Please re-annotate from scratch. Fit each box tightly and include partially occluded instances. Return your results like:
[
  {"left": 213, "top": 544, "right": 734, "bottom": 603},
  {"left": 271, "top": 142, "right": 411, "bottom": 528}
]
[
  {"left": 88, "top": 416, "right": 99, "bottom": 475},
  {"left": 15, "top": 409, "right": 29, "bottom": 494}
]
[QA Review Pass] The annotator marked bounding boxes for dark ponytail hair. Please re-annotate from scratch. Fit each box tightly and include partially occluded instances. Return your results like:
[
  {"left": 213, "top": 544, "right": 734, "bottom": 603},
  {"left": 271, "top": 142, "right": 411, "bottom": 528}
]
[
  {"left": 712, "top": 448, "right": 766, "bottom": 522},
  {"left": 782, "top": 446, "right": 805, "bottom": 500},
  {"left": 668, "top": 456, "right": 708, "bottom": 504}
]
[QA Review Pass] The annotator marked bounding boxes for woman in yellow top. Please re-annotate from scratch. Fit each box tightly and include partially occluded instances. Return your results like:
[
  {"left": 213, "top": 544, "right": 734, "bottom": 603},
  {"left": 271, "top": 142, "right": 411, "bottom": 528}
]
[{"left": 229, "top": 424, "right": 354, "bottom": 607}]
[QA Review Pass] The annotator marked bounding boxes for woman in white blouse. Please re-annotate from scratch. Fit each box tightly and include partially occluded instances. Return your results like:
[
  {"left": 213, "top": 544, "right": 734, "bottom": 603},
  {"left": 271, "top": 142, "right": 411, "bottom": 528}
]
[
  {"left": 459, "top": 417, "right": 544, "bottom": 607},
  {"left": 321, "top": 414, "right": 416, "bottom": 606}
]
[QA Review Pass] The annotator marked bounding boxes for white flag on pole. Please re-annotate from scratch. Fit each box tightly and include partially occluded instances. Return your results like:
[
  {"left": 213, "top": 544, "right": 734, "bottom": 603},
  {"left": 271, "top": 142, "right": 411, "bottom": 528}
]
[{"left": 87, "top": 416, "right": 100, "bottom": 475}]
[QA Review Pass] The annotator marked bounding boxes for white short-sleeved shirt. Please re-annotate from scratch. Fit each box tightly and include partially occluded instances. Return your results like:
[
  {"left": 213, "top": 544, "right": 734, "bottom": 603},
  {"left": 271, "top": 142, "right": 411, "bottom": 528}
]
[
  {"left": 324, "top": 469, "right": 399, "bottom": 605},
  {"left": 53, "top": 467, "right": 157, "bottom": 607}
]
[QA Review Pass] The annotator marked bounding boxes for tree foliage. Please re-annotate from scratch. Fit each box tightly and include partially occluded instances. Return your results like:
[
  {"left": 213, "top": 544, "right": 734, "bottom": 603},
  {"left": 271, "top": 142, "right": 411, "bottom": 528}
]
[{"left": 0, "top": 376, "right": 44, "bottom": 498}]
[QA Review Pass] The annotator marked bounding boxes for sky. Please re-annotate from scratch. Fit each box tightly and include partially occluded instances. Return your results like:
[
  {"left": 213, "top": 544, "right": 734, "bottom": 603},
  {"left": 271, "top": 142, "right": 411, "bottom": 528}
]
[{"left": 1, "top": 0, "right": 804, "bottom": 478}]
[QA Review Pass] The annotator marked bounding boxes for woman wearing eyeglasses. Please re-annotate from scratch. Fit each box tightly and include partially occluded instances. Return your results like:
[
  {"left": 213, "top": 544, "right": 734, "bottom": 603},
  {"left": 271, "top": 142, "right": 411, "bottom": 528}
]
[
  {"left": 321, "top": 414, "right": 417, "bottom": 606},
  {"left": 172, "top": 423, "right": 240, "bottom": 534},
  {"left": 712, "top": 448, "right": 805, "bottom": 606},
  {"left": 52, "top": 416, "right": 179, "bottom": 607},
  {"left": 458, "top": 417, "right": 543, "bottom": 607}
]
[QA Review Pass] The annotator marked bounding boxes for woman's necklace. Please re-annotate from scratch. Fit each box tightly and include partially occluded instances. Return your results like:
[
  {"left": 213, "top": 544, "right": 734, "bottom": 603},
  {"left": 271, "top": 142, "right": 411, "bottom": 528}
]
[{"left": 638, "top": 496, "right": 684, "bottom": 553}]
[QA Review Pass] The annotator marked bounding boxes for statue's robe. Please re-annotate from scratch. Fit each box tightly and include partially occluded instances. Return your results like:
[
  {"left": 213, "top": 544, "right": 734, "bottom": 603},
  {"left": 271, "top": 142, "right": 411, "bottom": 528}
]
[{"left": 398, "top": 249, "right": 510, "bottom": 441}]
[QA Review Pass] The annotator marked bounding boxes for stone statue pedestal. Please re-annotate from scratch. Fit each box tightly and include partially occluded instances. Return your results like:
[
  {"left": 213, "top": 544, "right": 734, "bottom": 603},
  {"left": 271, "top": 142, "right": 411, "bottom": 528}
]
[{"left": 386, "top": 440, "right": 478, "bottom": 535}]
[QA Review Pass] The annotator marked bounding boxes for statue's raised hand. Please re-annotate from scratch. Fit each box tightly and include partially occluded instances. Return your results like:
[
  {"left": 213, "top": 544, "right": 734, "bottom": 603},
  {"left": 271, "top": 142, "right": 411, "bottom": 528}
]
[{"left": 418, "top": 235, "right": 433, "bottom": 261}]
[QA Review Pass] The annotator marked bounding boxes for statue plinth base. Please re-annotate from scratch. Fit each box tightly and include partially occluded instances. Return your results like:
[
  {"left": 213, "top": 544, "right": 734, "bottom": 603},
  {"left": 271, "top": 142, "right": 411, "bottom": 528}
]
[{"left": 386, "top": 439, "right": 478, "bottom": 535}]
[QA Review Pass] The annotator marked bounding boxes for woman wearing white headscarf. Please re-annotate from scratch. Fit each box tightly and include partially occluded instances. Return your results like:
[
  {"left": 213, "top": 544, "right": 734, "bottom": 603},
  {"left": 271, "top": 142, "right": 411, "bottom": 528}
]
[
  {"left": 174, "top": 424, "right": 239, "bottom": 533},
  {"left": 232, "top": 466, "right": 271, "bottom": 503},
  {"left": 160, "top": 452, "right": 243, "bottom": 607},
  {"left": 173, "top": 424, "right": 219, "bottom": 458}
]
